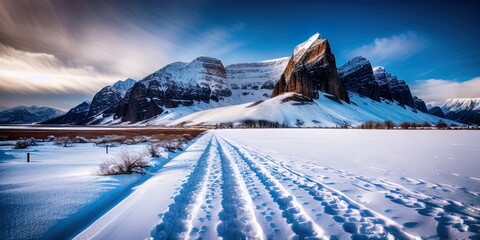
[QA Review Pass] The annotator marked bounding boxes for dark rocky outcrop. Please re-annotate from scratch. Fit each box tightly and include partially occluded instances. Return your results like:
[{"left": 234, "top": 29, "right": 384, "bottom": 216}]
[
  {"left": 272, "top": 33, "right": 349, "bottom": 103},
  {"left": 373, "top": 67, "right": 414, "bottom": 108},
  {"left": 428, "top": 106, "right": 445, "bottom": 118},
  {"left": 115, "top": 56, "right": 232, "bottom": 123},
  {"left": 85, "top": 86, "right": 123, "bottom": 120},
  {"left": 413, "top": 96, "right": 428, "bottom": 113},
  {"left": 338, "top": 56, "right": 380, "bottom": 101}
]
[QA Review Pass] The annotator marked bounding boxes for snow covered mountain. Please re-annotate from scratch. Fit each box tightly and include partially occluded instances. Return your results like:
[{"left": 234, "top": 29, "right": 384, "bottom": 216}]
[
  {"left": 45, "top": 33, "right": 466, "bottom": 127},
  {"left": 373, "top": 66, "right": 415, "bottom": 108},
  {"left": 111, "top": 78, "right": 136, "bottom": 97},
  {"left": 47, "top": 79, "right": 136, "bottom": 125},
  {"left": 429, "top": 98, "right": 480, "bottom": 125},
  {"left": 338, "top": 56, "right": 379, "bottom": 101},
  {"left": 169, "top": 91, "right": 456, "bottom": 127},
  {"left": 0, "top": 106, "right": 65, "bottom": 124},
  {"left": 43, "top": 101, "right": 91, "bottom": 124}
]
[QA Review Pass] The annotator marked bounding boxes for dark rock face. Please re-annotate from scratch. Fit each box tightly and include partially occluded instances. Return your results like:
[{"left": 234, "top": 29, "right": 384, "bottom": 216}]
[
  {"left": 373, "top": 67, "right": 414, "bottom": 108},
  {"left": 115, "top": 56, "right": 231, "bottom": 123},
  {"left": 43, "top": 102, "right": 90, "bottom": 124},
  {"left": 413, "top": 96, "right": 428, "bottom": 113},
  {"left": 86, "top": 86, "right": 123, "bottom": 119},
  {"left": 338, "top": 56, "right": 380, "bottom": 101},
  {"left": 428, "top": 106, "right": 445, "bottom": 118},
  {"left": 272, "top": 34, "right": 349, "bottom": 103}
]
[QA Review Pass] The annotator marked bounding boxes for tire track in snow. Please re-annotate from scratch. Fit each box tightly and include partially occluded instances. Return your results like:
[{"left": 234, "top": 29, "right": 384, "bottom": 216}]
[
  {"left": 218, "top": 136, "right": 326, "bottom": 240},
  {"left": 216, "top": 136, "right": 265, "bottom": 239},
  {"left": 217, "top": 137, "right": 295, "bottom": 239},
  {"left": 221, "top": 137, "right": 419, "bottom": 240},
  {"left": 152, "top": 136, "right": 219, "bottom": 239}
]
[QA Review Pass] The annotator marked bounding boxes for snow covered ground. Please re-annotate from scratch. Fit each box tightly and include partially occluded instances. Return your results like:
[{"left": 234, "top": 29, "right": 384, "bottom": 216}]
[
  {"left": 0, "top": 141, "right": 172, "bottom": 239},
  {"left": 2, "top": 129, "right": 479, "bottom": 239},
  {"left": 170, "top": 92, "right": 459, "bottom": 127}
]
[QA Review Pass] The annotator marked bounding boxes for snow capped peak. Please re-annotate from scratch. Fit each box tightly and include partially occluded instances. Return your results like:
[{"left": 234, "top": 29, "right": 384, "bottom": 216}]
[
  {"left": 373, "top": 66, "right": 385, "bottom": 73},
  {"left": 435, "top": 98, "right": 480, "bottom": 112},
  {"left": 112, "top": 78, "right": 136, "bottom": 97},
  {"left": 338, "top": 56, "right": 371, "bottom": 76},
  {"left": 293, "top": 33, "right": 322, "bottom": 60}
]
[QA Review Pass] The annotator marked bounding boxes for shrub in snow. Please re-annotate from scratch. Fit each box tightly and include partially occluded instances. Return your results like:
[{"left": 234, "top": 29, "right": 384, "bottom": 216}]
[
  {"left": 436, "top": 121, "right": 448, "bottom": 129},
  {"left": 399, "top": 122, "right": 412, "bottom": 129},
  {"left": 131, "top": 136, "right": 151, "bottom": 144},
  {"left": 93, "top": 135, "right": 124, "bottom": 146},
  {"left": 73, "top": 136, "right": 90, "bottom": 143},
  {"left": 14, "top": 138, "right": 36, "bottom": 149},
  {"left": 97, "top": 150, "right": 150, "bottom": 175},
  {"left": 47, "top": 135, "right": 55, "bottom": 141},
  {"left": 384, "top": 120, "right": 395, "bottom": 129},
  {"left": 160, "top": 141, "right": 183, "bottom": 153},
  {"left": 147, "top": 143, "right": 163, "bottom": 157},
  {"left": 54, "top": 136, "right": 72, "bottom": 147},
  {"left": 359, "top": 121, "right": 385, "bottom": 129}
]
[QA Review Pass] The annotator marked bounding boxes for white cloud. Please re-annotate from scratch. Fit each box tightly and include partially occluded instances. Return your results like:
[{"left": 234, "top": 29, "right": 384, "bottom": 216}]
[
  {"left": 0, "top": 44, "right": 121, "bottom": 94},
  {"left": 347, "top": 32, "right": 427, "bottom": 63},
  {"left": 411, "top": 77, "right": 480, "bottom": 103}
]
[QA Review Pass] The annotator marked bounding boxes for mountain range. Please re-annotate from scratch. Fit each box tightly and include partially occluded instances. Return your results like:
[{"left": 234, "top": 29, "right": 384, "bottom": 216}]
[
  {"left": 4, "top": 33, "right": 476, "bottom": 127},
  {"left": 0, "top": 106, "right": 65, "bottom": 124}
]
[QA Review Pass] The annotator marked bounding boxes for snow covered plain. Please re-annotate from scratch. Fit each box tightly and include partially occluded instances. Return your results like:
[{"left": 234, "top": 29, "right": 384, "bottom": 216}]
[
  {"left": 2, "top": 130, "right": 479, "bottom": 239},
  {"left": 0, "top": 141, "right": 174, "bottom": 239}
]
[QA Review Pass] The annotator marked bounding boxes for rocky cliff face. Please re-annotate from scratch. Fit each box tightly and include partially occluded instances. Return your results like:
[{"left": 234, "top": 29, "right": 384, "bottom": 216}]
[
  {"left": 373, "top": 67, "right": 414, "bottom": 108},
  {"left": 338, "top": 56, "right": 380, "bottom": 101},
  {"left": 226, "top": 57, "right": 289, "bottom": 91},
  {"left": 272, "top": 33, "right": 349, "bottom": 103},
  {"left": 115, "top": 56, "right": 232, "bottom": 123},
  {"left": 86, "top": 86, "right": 123, "bottom": 120},
  {"left": 413, "top": 96, "right": 428, "bottom": 113},
  {"left": 43, "top": 102, "right": 90, "bottom": 124}
]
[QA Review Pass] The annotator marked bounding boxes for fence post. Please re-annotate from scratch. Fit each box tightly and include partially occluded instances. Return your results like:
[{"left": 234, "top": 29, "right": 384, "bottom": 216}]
[
  {"left": 27, "top": 153, "right": 30, "bottom": 162},
  {"left": 106, "top": 145, "right": 109, "bottom": 154}
]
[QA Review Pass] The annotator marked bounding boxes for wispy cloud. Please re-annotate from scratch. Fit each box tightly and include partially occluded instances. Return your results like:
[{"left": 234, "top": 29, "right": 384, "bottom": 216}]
[
  {"left": 0, "top": 44, "right": 121, "bottom": 94},
  {"left": 411, "top": 77, "right": 480, "bottom": 103},
  {"left": 347, "top": 32, "right": 427, "bottom": 63}
]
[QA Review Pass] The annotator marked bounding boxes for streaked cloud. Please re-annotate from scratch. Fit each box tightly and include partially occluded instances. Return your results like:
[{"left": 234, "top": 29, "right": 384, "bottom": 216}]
[
  {"left": 347, "top": 32, "right": 427, "bottom": 64},
  {"left": 0, "top": 44, "right": 121, "bottom": 94},
  {"left": 411, "top": 77, "right": 480, "bottom": 103}
]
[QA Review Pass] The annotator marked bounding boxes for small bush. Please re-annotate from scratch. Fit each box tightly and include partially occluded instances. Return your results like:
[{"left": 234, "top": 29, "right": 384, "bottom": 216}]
[
  {"left": 147, "top": 143, "right": 162, "bottom": 157},
  {"left": 436, "top": 120, "right": 448, "bottom": 129},
  {"left": 14, "top": 138, "right": 36, "bottom": 149},
  {"left": 384, "top": 120, "right": 395, "bottom": 129},
  {"left": 98, "top": 150, "right": 150, "bottom": 175},
  {"left": 399, "top": 122, "right": 412, "bottom": 129},
  {"left": 359, "top": 121, "right": 384, "bottom": 129},
  {"left": 54, "top": 136, "right": 72, "bottom": 147}
]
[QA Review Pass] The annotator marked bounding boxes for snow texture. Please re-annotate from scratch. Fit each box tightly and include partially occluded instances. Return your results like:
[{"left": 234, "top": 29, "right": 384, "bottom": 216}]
[{"left": 170, "top": 91, "right": 458, "bottom": 127}]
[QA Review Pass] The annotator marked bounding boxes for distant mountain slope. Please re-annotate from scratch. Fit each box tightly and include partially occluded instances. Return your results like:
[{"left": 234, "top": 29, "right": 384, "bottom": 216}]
[
  {"left": 429, "top": 98, "right": 480, "bottom": 125},
  {"left": 0, "top": 106, "right": 65, "bottom": 124},
  {"left": 168, "top": 91, "right": 456, "bottom": 127}
]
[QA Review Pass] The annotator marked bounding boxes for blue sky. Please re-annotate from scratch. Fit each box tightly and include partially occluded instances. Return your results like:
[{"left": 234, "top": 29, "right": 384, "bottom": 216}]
[{"left": 0, "top": 0, "right": 479, "bottom": 109}]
